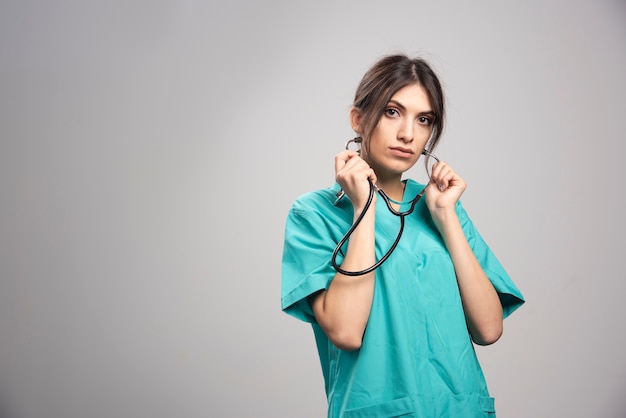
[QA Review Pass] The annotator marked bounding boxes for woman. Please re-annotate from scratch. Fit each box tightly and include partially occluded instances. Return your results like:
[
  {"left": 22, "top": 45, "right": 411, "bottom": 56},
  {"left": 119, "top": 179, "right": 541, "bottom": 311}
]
[{"left": 281, "top": 54, "right": 524, "bottom": 417}]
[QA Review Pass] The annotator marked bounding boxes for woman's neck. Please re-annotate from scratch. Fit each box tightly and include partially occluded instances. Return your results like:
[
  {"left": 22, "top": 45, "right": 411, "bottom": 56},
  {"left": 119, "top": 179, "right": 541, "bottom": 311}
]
[{"left": 376, "top": 175, "right": 405, "bottom": 202}]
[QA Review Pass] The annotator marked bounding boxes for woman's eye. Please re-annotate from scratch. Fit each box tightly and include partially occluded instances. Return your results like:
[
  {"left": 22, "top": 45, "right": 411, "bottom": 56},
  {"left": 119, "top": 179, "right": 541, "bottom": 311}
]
[
  {"left": 384, "top": 108, "right": 399, "bottom": 117},
  {"left": 418, "top": 116, "right": 433, "bottom": 125}
]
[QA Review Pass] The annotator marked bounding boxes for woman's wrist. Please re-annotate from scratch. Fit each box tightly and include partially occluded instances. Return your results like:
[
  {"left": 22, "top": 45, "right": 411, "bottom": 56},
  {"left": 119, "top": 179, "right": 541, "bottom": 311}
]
[{"left": 431, "top": 208, "right": 460, "bottom": 234}]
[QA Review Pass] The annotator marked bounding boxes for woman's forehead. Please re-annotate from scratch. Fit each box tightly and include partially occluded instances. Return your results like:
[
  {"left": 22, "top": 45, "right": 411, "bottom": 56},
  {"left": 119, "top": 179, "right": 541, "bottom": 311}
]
[{"left": 388, "top": 84, "right": 433, "bottom": 113}]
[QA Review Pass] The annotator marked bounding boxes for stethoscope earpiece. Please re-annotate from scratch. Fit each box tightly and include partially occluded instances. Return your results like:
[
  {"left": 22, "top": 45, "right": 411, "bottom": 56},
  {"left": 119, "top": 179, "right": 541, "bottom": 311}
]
[{"left": 345, "top": 136, "right": 362, "bottom": 154}]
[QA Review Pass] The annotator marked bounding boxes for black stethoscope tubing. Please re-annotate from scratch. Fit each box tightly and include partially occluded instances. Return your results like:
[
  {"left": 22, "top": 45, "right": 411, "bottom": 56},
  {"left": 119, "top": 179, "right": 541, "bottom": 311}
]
[{"left": 331, "top": 148, "right": 440, "bottom": 276}]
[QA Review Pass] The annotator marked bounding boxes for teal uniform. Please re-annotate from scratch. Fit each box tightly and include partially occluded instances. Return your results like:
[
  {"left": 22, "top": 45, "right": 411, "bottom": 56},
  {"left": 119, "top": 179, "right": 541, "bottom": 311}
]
[{"left": 282, "top": 179, "right": 524, "bottom": 418}]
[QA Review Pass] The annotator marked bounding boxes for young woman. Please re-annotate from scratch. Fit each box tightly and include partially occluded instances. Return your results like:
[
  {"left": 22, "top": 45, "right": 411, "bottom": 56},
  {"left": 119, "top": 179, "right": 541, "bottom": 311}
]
[{"left": 281, "top": 54, "right": 524, "bottom": 417}]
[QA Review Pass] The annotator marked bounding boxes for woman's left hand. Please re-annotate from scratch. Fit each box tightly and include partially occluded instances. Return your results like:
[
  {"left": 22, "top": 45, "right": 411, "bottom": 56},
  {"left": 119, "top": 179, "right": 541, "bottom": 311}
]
[{"left": 425, "top": 161, "right": 466, "bottom": 220}]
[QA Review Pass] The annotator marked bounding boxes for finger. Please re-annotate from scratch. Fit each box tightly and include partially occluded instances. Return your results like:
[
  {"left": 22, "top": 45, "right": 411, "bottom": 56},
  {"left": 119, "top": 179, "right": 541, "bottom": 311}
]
[
  {"left": 334, "top": 150, "right": 359, "bottom": 173},
  {"left": 430, "top": 161, "right": 446, "bottom": 185},
  {"left": 367, "top": 168, "right": 377, "bottom": 187},
  {"left": 446, "top": 170, "right": 466, "bottom": 191},
  {"left": 430, "top": 160, "right": 446, "bottom": 178},
  {"left": 425, "top": 180, "right": 440, "bottom": 195},
  {"left": 439, "top": 167, "right": 453, "bottom": 190},
  {"left": 335, "top": 156, "right": 372, "bottom": 190},
  {"left": 431, "top": 162, "right": 455, "bottom": 191},
  {"left": 336, "top": 156, "right": 369, "bottom": 180}
]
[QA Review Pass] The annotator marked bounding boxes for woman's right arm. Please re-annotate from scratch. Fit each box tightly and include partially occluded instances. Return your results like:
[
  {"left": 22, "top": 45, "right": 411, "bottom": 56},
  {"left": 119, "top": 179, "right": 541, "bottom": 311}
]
[{"left": 309, "top": 150, "right": 377, "bottom": 351}]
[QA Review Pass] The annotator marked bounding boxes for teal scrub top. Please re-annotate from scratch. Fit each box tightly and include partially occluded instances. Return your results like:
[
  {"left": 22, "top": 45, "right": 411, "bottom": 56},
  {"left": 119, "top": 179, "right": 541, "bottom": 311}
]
[{"left": 281, "top": 179, "right": 524, "bottom": 418}]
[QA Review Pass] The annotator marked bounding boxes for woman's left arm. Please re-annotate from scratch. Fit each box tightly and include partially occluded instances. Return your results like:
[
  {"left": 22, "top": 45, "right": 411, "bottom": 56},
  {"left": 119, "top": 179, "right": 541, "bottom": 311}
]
[{"left": 426, "top": 162, "right": 503, "bottom": 346}]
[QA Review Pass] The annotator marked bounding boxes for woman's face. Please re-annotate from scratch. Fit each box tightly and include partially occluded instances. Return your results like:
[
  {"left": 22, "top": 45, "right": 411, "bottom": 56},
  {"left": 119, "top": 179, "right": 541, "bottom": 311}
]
[{"left": 361, "top": 84, "right": 434, "bottom": 179}]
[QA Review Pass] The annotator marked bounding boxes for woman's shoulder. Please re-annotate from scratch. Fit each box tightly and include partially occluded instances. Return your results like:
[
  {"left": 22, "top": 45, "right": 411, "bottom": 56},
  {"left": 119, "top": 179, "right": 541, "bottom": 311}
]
[
  {"left": 291, "top": 183, "right": 342, "bottom": 210},
  {"left": 287, "top": 183, "right": 352, "bottom": 228}
]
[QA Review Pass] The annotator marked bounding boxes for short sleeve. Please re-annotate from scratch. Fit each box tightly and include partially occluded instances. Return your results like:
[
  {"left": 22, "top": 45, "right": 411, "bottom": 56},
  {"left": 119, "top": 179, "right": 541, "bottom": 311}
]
[
  {"left": 456, "top": 202, "right": 525, "bottom": 318},
  {"left": 281, "top": 198, "right": 340, "bottom": 323}
]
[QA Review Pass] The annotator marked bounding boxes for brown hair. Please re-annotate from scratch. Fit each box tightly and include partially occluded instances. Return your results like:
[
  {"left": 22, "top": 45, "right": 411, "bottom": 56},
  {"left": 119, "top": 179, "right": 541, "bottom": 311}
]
[{"left": 353, "top": 54, "right": 445, "bottom": 152}]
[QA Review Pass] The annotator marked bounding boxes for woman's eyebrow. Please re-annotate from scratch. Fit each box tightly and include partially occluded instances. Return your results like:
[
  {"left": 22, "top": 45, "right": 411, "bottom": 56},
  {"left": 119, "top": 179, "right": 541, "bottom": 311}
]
[
  {"left": 388, "top": 99, "right": 434, "bottom": 116},
  {"left": 388, "top": 100, "right": 407, "bottom": 110}
]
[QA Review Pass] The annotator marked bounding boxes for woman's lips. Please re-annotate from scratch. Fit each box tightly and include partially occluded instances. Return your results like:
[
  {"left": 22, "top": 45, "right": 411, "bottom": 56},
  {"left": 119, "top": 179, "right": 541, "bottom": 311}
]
[{"left": 389, "top": 147, "right": 414, "bottom": 158}]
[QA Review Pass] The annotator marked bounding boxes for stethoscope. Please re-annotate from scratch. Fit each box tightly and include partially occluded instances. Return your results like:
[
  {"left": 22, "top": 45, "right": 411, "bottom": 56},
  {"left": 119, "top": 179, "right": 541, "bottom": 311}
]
[{"left": 331, "top": 136, "right": 440, "bottom": 276}]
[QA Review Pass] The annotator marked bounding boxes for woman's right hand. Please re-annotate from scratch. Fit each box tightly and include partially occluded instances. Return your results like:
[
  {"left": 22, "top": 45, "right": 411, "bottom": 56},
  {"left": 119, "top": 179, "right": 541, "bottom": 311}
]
[
  {"left": 334, "top": 150, "right": 377, "bottom": 212},
  {"left": 311, "top": 150, "right": 378, "bottom": 351}
]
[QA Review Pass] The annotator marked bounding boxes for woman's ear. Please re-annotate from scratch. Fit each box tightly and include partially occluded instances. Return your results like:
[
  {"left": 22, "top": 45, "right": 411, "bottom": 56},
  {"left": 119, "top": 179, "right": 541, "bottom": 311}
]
[{"left": 349, "top": 107, "right": 362, "bottom": 133}]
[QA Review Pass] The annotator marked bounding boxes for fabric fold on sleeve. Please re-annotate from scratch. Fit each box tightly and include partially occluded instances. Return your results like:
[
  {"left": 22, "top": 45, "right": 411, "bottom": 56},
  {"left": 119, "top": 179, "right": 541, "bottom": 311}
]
[{"left": 281, "top": 198, "right": 341, "bottom": 323}]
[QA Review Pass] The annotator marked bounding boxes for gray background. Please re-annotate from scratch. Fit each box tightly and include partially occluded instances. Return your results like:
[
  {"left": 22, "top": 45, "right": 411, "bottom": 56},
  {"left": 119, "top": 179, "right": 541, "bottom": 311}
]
[{"left": 1, "top": 0, "right": 625, "bottom": 417}]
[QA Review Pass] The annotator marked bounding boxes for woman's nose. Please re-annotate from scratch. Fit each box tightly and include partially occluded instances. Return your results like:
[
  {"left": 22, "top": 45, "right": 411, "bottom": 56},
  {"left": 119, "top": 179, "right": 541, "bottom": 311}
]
[{"left": 398, "top": 121, "right": 414, "bottom": 142}]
